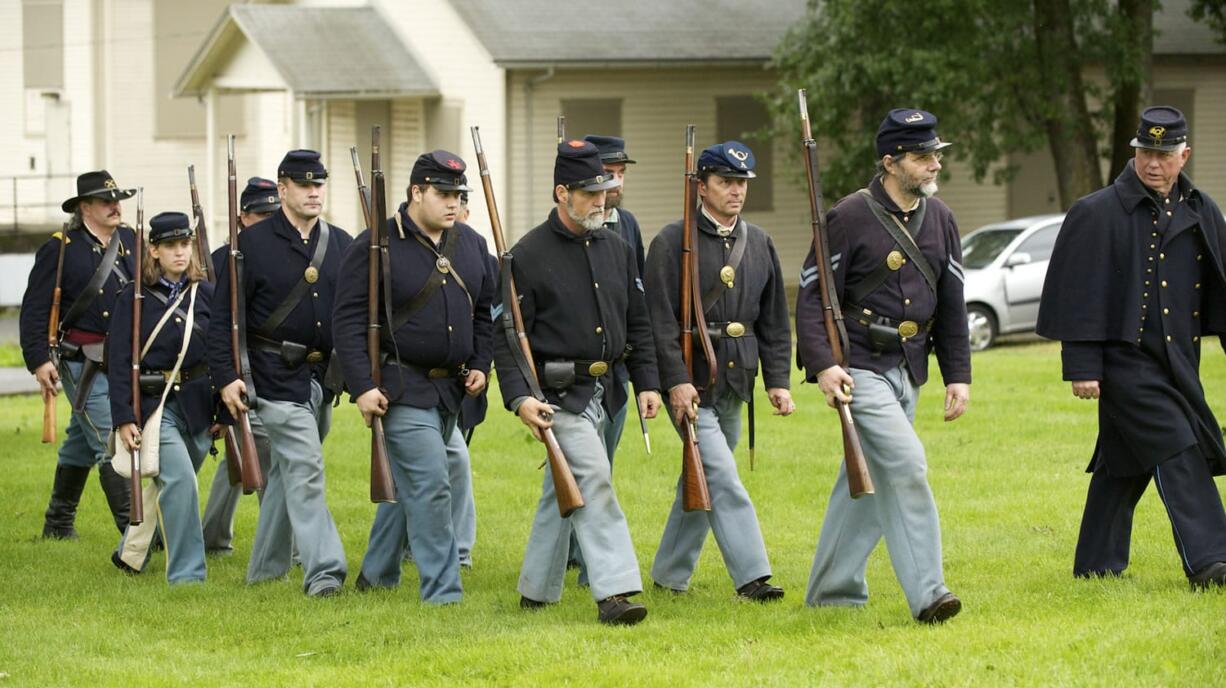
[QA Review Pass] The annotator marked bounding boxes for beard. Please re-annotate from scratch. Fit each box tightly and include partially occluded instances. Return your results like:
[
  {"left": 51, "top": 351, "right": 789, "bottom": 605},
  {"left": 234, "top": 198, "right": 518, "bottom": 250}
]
[
  {"left": 566, "top": 199, "right": 605, "bottom": 231},
  {"left": 606, "top": 188, "right": 623, "bottom": 210},
  {"left": 899, "top": 167, "right": 938, "bottom": 198}
]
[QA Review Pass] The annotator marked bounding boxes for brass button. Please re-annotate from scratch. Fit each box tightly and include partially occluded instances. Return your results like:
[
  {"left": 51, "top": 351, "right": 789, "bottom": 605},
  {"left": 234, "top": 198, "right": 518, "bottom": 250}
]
[
  {"left": 313, "top": 292, "right": 319, "bottom": 298},
  {"left": 1145, "top": 280, "right": 1151, "bottom": 286},
  {"left": 1152, "top": 232, "right": 1158, "bottom": 237},
  {"left": 585, "top": 240, "right": 590, "bottom": 247},
  {"left": 727, "top": 361, "right": 735, "bottom": 369},
  {"left": 1142, "top": 304, "right": 1148, "bottom": 310},
  {"left": 1150, "top": 244, "right": 1156, "bottom": 250},
  {"left": 448, "top": 325, "right": 453, "bottom": 332},
  {"left": 1194, "top": 311, "right": 1200, "bottom": 317},
  {"left": 1167, "top": 211, "right": 1172, "bottom": 216},
  {"left": 593, "top": 282, "right": 599, "bottom": 289},
  {"left": 1197, "top": 255, "right": 1203, "bottom": 261},
  {"left": 442, "top": 279, "right": 447, "bottom": 285},
  {"left": 904, "top": 298, "right": 911, "bottom": 306},
  {"left": 1196, "top": 283, "right": 1202, "bottom": 289},
  {"left": 1161, "top": 280, "right": 1167, "bottom": 288},
  {"left": 1159, "top": 253, "right": 1165, "bottom": 260},
  {"left": 1163, "top": 308, "right": 1169, "bottom": 315},
  {"left": 316, "top": 321, "right": 322, "bottom": 327},
  {"left": 1143, "top": 293, "right": 1149, "bottom": 298},
  {"left": 175, "top": 317, "right": 182, "bottom": 323},
  {"left": 102, "top": 310, "right": 109, "bottom": 318},
  {"left": 595, "top": 326, "right": 603, "bottom": 334},
  {"left": 1139, "top": 327, "right": 1144, "bottom": 332},
  {"left": 1148, "top": 257, "right": 1153, "bottom": 262},
  {"left": 1194, "top": 336, "right": 1200, "bottom": 342},
  {"left": 1166, "top": 335, "right": 1172, "bottom": 342}
]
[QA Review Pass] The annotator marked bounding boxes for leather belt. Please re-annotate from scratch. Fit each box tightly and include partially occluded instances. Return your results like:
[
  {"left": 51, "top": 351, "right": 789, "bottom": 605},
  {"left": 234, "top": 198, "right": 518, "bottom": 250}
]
[
  {"left": 842, "top": 304, "right": 932, "bottom": 340},
  {"left": 705, "top": 320, "right": 755, "bottom": 339},
  {"left": 542, "top": 358, "right": 615, "bottom": 378},
  {"left": 251, "top": 334, "right": 326, "bottom": 365},
  {"left": 145, "top": 362, "right": 209, "bottom": 386},
  {"left": 383, "top": 354, "right": 468, "bottom": 379}
]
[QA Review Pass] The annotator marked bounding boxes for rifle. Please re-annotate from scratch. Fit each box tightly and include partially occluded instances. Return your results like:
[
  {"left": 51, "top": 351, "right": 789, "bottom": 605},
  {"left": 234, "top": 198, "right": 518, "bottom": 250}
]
[
  {"left": 128, "top": 189, "right": 145, "bottom": 526},
  {"left": 470, "top": 125, "right": 584, "bottom": 518},
  {"left": 42, "top": 224, "right": 69, "bottom": 444},
  {"left": 798, "top": 89, "right": 873, "bottom": 499},
  {"left": 187, "top": 165, "right": 213, "bottom": 283},
  {"left": 226, "top": 135, "right": 266, "bottom": 494},
  {"left": 190, "top": 164, "right": 241, "bottom": 485},
  {"left": 364, "top": 129, "right": 397, "bottom": 504},
  {"left": 678, "top": 125, "right": 713, "bottom": 512}
]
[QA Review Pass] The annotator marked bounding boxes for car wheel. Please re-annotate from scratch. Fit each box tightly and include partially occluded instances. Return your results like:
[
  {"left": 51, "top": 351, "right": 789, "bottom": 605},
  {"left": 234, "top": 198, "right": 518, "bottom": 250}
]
[{"left": 967, "top": 305, "right": 997, "bottom": 352}]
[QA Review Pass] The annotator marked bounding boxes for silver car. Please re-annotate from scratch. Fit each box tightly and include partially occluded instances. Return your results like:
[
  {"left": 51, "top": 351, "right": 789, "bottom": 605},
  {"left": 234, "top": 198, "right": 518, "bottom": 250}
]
[{"left": 961, "top": 213, "right": 1065, "bottom": 350}]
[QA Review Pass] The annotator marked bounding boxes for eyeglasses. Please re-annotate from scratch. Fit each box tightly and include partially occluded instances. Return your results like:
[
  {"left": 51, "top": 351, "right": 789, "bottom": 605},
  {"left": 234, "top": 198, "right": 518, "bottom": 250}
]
[{"left": 909, "top": 151, "right": 944, "bottom": 164}]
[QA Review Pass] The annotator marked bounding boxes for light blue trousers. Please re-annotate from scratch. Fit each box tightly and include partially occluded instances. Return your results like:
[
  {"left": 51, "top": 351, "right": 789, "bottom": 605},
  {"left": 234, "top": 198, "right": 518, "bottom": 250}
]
[
  {"left": 805, "top": 364, "right": 950, "bottom": 617},
  {"left": 651, "top": 391, "right": 772, "bottom": 591},
  {"left": 245, "top": 381, "right": 346, "bottom": 595},
  {"left": 518, "top": 394, "right": 643, "bottom": 603},
  {"left": 113, "top": 399, "right": 211, "bottom": 583},
  {"left": 56, "top": 359, "right": 110, "bottom": 468},
  {"left": 360, "top": 406, "right": 464, "bottom": 604}
]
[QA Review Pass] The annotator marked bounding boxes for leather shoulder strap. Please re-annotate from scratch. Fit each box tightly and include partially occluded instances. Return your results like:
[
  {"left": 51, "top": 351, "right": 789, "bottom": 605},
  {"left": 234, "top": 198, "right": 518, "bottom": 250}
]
[
  {"left": 856, "top": 190, "right": 938, "bottom": 294},
  {"left": 255, "top": 219, "right": 330, "bottom": 338},
  {"left": 60, "top": 229, "right": 125, "bottom": 333},
  {"left": 701, "top": 220, "right": 749, "bottom": 313}
]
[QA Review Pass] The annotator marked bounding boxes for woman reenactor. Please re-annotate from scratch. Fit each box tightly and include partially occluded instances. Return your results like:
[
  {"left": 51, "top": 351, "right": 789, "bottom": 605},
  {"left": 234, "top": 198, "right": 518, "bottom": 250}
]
[{"left": 106, "top": 212, "right": 215, "bottom": 583}]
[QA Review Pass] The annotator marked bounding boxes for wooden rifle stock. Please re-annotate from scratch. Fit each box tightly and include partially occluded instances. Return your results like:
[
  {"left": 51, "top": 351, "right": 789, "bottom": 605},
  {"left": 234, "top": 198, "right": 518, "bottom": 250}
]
[
  {"left": 366, "top": 128, "right": 397, "bottom": 504},
  {"left": 470, "top": 125, "right": 584, "bottom": 518},
  {"left": 798, "top": 90, "right": 873, "bottom": 499},
  {"left": 227, "top": 136, "right": 265, "bottom": 494},
  {"left": 223, "top": 426, "right": 242, "bottom": 486},
  {"left": 129, "top": 189, "right": 145, "bottom": 526},
  {"left": 187, "top": 165, "right": 213, "bottom": 283},
  {"left": 43, "top": 225, "right": 68, "bottom": 444},
  {"left": 678, "top": 126, "right": 713, "bottom": 512}
]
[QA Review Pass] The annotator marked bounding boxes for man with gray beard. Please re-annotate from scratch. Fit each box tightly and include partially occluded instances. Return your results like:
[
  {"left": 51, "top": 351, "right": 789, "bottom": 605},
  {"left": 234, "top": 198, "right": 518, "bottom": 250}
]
[
  {"left": 795, "top": 108, "right": 971, "bottom": 623},
  {"left": 493, "top": 140, "right": 662, "bottom": 625}
]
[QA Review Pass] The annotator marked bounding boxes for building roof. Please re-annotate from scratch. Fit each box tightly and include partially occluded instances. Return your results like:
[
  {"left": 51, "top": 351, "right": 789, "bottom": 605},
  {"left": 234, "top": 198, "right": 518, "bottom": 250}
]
[
  {"left": 175, "top": 5, "right": 438, "bottom": 99},
  {"left": 447, "top": 0, "right": 807, "bottom": 66}
]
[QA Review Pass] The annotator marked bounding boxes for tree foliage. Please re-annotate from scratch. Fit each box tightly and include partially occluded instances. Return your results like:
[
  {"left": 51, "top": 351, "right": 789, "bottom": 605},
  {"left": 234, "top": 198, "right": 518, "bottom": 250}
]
[{"left": 767, "top": 0, "right": 1152, "bottom": 207}]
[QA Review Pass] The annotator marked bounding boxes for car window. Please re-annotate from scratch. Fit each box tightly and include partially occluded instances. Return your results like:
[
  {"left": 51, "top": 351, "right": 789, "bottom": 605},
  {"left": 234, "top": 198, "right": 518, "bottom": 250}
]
[
  {"left": 1012, "top": 224, "right": 1061, "bottom": 263},
  {"left": 961, "top": 228, "right": 1022, "bottom": 269}
]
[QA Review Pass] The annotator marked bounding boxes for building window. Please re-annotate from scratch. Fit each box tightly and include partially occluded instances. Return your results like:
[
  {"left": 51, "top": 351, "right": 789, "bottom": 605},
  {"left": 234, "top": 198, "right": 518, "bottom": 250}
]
[
  {"left": 716, "top": 96, "right": 773, "bottom": 212},
  {"left": 154, "top": 0, "right": 242, "bottom": 138},
  {"left": 23, "top": 0, "right": 63, "bottom": 90},
  {"left": 561, "top": 99, "right": 622, "bottom": 141}
]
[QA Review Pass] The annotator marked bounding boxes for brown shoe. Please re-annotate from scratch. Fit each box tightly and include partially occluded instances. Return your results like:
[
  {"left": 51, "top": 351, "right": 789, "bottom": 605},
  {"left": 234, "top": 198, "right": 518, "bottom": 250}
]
[
  {"left": 520, "top": 595, "right": 554, "bottom": 610},
  {"left": 597, "top": 595, "right": 647, "bottom": 625},
  {"left": 917, "top": 592, "right": 962, "bottom": 624}
]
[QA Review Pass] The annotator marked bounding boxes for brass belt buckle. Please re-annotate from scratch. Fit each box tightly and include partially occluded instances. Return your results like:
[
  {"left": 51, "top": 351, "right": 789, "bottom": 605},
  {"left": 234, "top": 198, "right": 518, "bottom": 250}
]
[
  {"left": 587, "top": 361, "right": 609, "bottom": 377},
  {"left": 724, "top": 321, "right": 746, "bottom": 338},
  {"left": 898, "top": 320, "right": 919, "bottom": 338},
  {"left": 161, "top": 370, "right": 178, "bottom": 384},
  {"left": 428, "top": 368, "right": 450, "bottom": 379},
  {"left": 306, "top": 350, "right": 324, "bottom": 364}
]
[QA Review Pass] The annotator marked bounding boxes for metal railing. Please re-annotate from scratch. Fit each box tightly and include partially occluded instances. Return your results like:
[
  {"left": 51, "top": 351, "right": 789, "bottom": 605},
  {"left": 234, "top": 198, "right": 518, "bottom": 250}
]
[{"left": 0, "top": 173, "right": 78, "bottom": 232}]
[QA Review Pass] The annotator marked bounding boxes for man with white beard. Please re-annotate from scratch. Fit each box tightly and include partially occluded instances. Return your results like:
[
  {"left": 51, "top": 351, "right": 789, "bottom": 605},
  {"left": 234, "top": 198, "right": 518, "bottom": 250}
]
[{"left": 795, "top": 108, "right": 972, "bottom": 624}]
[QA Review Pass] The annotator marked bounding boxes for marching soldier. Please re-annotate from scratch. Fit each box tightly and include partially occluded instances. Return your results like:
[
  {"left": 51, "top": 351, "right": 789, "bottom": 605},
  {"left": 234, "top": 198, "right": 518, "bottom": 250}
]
[
  {"left": 200, "top": 176, "right": 280, "bottom": 555},
  {"left": 1038, "top": 106, "right": 1226, "bottom": 587},
  {"left": 496, "top": 140, "right": 662, "bottom": 625},
  {"left": 21, "top": 171, "right": 135, "bottom": 539},
  {"left": 107, "top": 212, "right": 215, "bottom": 582},
  {"left": 207, "top": 150, "right": 351, "bottom": 597},
  {"left": 797, "top": 109, "right": 970, "bottom": 623},
  {"left": 646, "top": 140, "right": 794, "bottom": 601},
  {"left": 335, "top": 150, "right": 494, "bottom": 604}
]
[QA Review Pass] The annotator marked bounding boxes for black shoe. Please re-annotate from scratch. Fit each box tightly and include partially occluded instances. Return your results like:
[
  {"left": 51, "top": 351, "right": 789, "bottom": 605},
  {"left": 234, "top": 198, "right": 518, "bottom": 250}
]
[
  {"left": 597, "top": 595, "right": 647, "bottom": 625},
  {"left": 1074, "top": 569, "right": 1124, "bottom": 579},
  {"left": 42, "top": 465, "right": 90, "bottom": 540},
  {"left": 1189, "top": 562, "right": 1226, "bottom": 589},
  {"left": 110, "top": 551, "right": 139, "bottom": 575},
  {"left": 917, "top": 592, "right": 962, "bottom": 623},
  {"left": 737, "top": 578, "right": 785, "bottom": 602},
  {"left": 354, "top": 573, "right": 376, "bottom": 591},
  {"left": 520, "top": 595, "right": 553, "bottom": 610},
  {"left": 653, "top": 582, "right": 685, "bottom": 595},
  {"left": 97, "top": 462, "right": 131, "bottom": 534}
]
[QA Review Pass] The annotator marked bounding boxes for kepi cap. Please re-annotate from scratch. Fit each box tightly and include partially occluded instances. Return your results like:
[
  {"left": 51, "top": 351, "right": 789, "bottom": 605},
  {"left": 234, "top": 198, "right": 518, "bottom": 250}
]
[
  {"left": 554, "top": 140, "right": 620, "bottom": 193},
  {"left": 876, "top": 108, "right": 952, "bottom": 159},
  {"left": 240, "top": 177, "right": 280, "bottom": 214},
  {"left": 410, "top": 150, "right": 471, "bottom": 192},
  {"left": 584, "top": 135, "right": 636, "bottom": 164},
  {"left": 277, "top": 149, "right": 328, "bottom": 184},
  {"left": 1130, "top": 106, "right": 1189, "bottom": 152},
  {"left": 148, "top": 211, "right": 194, "bottom": 244},
  {"left": 697, "top": 141, "right": 756, "bottom": 179}
]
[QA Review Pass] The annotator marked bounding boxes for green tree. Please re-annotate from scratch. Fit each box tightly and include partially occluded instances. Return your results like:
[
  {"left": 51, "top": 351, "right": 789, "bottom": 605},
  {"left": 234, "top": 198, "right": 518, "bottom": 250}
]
[{"left": 769, "top": 0, "right": 1155, "bottom": 209}]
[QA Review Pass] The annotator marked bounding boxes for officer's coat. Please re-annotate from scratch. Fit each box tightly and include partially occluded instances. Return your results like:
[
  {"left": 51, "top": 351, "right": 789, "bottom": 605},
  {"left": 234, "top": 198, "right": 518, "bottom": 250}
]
[{"left": 1038, "top": 161, "right": 1226, "bottom": 476}]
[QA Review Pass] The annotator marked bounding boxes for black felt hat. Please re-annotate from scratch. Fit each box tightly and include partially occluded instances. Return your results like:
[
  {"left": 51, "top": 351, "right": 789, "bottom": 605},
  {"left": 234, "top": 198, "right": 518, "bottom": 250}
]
[
  {"left": 148, "top": 211, "right": 194, "bottom": 244},
  {"left": 410, "top": 150, "right": 472, "bottom": 192},
  {"left": 277, "top": 149, "right": 328, "bottom": 184},
  {"left": 875, "top": 108, "right": 952, "bottom": 158},
  {"left": 584, "top": 135, "right": 637, "bottom": 164},
  {"left": 240, "top": 177, "right": 280, "bottom": 213},
  {"left": 554, "top": 140, "right": 620, "bottom": 193},
  {"left": 61, "top": 170, "right": 136, "bottom": 213},
  {"left": 1130, "top": 106, "right": 1189, "bottom": 152}
]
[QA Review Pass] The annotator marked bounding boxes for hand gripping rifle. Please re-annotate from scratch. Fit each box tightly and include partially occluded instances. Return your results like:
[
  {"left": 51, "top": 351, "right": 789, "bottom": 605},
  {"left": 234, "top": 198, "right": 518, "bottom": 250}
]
[
  {"left": 42, "top": 223, "right": 69, "bottom": 443},
  {"left": 471, "top": 125, "right": 584, "bottom": 517},
  {"left": 128, "top": 189, "right": 146, "bottom": 525},
  {"left": 678, "top": 125, "right": 714, "bottom": 512},
  {"left": 226, "top": 136, "right": 266, "bottom": 494},
  {"left": 190, "top": 164, "right": 242, "bottom": 486},
  {"left": 798, "top": 90, "right": 873, "bottom": 499},
  {"left": 363, "top": 130, "right": 397, "bottom": 504}
]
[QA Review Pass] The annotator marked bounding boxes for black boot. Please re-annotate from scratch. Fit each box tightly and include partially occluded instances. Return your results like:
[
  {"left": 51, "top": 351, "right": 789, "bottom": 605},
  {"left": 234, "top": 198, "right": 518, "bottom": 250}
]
[
  {"left": 97, "top": 462, "right": 131, "bottom": 534},
  {"left": 42, "top": 465, "right": 91, "bottom": 539}
]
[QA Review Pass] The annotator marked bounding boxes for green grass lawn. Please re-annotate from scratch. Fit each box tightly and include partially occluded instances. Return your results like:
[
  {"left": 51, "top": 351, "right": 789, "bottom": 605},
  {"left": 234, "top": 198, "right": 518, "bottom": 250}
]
[{"left": 2, "top": 341, "right": 1226, "bottom": 686}]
